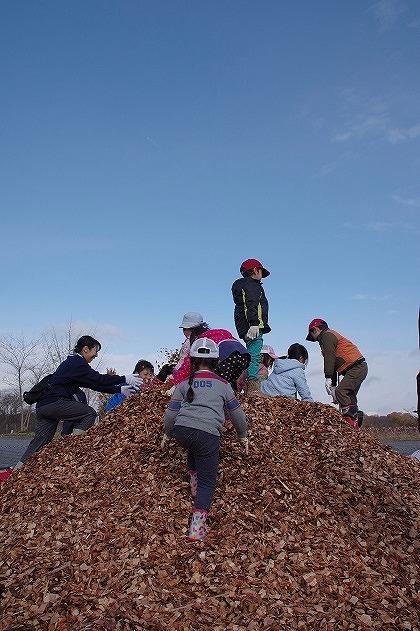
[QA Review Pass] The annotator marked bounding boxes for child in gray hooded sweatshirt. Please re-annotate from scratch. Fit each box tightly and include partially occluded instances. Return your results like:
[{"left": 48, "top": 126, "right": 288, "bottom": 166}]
[
  {"left": 260, "top": 343, "right": 313, "bottom": 401},
  {"left": 162, "top": 337, "right": 248, "bottom": 542}
]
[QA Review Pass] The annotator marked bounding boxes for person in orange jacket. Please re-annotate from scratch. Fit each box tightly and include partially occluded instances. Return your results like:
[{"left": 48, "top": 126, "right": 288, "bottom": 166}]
[{"left": 306, "top": 319, "right": 368, "bottom": 429}]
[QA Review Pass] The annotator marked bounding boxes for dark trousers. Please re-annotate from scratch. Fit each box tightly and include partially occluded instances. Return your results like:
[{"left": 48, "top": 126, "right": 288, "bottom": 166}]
[
  {"left": 20, "top": 399, "right": 97, "bottom": 463},
  {"left": 336, "top": 362, "right": 368, "bottom": 418},
  {"left": 172, "top": 425, "right": 219, "bottom": 511},
  {"left": 61, "top": 421, "right": 77, "bottom": 436},
  {"left": 216, "top": 351, "right": 250, "bottom": 391}
]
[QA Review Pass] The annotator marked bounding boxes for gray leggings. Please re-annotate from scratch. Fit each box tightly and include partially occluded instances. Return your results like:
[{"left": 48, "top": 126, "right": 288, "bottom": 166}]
[
  {"left": 20, "top": 398, "right": 97, "bottom": 463},
  {"left": 173, "top": 425, "right": 220, "bottom": 511}
]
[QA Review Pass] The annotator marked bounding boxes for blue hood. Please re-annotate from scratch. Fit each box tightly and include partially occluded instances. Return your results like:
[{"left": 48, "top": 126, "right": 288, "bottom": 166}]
[{"left": 273, "top": 358, "right": 305, "bottom": 374}]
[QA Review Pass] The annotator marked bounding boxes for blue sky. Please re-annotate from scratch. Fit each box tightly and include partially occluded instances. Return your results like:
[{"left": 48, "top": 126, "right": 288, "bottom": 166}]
[{"left": 1, "top": 1, "right": 419, "bottom": 413}]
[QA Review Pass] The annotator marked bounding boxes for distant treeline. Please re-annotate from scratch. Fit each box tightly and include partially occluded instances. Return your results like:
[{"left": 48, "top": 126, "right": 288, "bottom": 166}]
[{"left": 363, "top": 412, "right": 417, "bottom": 428}]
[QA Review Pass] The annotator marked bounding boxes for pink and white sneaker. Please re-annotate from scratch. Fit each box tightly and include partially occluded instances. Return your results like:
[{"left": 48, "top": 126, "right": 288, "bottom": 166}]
[
  {"left": 188, "top": 509, "right": 208, "bottom": 542},
  {"left": 188, "top": 470, "right": 197, "bottom": 498}
]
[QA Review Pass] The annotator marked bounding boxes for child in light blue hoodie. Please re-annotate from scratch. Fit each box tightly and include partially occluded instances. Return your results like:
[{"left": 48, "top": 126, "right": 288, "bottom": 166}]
[{"left": 260, "top": 343, "right": 313, "bottom": 401}]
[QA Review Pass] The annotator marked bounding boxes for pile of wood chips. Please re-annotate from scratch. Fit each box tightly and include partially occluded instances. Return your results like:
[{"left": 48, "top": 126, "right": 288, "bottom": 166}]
[{"left": 1, "top": 388, "right": 419, "bottom": 630}]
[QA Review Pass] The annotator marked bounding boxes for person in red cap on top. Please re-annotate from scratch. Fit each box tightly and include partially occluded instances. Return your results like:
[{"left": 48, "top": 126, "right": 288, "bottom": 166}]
[
  {"left": 232, "top": 259, "right": 271, "bottom": 394},
  {"left": 306, "top": 319, "right": 368, "bottom": 429}
]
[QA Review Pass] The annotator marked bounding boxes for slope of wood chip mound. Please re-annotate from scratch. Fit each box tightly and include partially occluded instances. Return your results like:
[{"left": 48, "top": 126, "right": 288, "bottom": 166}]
[{"left": 1, "top": 388, "right": 419, "bottom": 630}]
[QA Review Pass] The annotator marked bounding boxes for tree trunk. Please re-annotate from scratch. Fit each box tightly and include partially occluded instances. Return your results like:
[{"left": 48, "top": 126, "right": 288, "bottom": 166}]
[
  {"left": 18, "top": 369, "right": 25, "bottom": 433},
  {"left": 22, "top": 407, "right": 32, "bottom": 433}
]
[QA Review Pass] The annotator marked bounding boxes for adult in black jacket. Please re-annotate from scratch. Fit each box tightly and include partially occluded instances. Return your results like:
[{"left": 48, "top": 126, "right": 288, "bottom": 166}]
[{"left": 16, "top": 336, "right": 141, "bottom": 468}]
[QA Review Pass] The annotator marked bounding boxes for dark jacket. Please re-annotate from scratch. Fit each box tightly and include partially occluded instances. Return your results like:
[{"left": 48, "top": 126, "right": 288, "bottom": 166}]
[
  {"left": 37, "top": 354, "right": 126, "bottom": 409},
  {"left": 231, "top": 277, "right": 270, "bottom": 340}
]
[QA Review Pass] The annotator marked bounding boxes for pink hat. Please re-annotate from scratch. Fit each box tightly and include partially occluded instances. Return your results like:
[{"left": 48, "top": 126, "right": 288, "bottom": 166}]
[{"left": 261, "top": 345, "right": 279, "bottom": 359}]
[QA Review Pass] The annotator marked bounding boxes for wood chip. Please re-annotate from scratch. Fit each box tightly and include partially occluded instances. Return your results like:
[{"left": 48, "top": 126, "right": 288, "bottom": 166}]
[{"left": 1, "top": 388, "right": 419, "bottom": 630}]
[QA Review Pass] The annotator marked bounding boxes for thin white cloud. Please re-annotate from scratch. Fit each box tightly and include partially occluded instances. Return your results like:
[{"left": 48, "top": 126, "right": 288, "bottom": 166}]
[
  {"left": 352, "top": 293, "right": 371, "bottom": 301},
  {"left": 367, "top": 220, "right": 420, "bottom": 234},
  {"left": 333, "top": 132, "right": 353, "bottom": 142},
  {"left": 334, "top": 115, "right": 420, "bottom": 146},
  {"left": 351, "top": 293, "right": 392, "bottom": 301},
  {"left": 314, "top": 162, "right": 337, "bottom": 178},
  {"left": 370, "top": 0, "right": 406, "bottom": 32},
  {"left": 367, "top": 221, "right": 395, "bottom": 232},
  {"left": 343, "top": 219, "right": 420, "bottom": 236},
  {"left": 332, "top": 112, "right": 389, "bottom": 143},
  {"left": 388, "top": 123, "right": 420, "bottom": 144},
  {"left": 331, "top": 89, "right": 420, "bottom": 146},
  {"left": 393, "top": 194, "right": 420, "bottom": 208}
]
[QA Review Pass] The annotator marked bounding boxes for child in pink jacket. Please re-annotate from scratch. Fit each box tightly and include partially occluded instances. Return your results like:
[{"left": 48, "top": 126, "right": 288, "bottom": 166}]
[{"left": 172, "top": 328, "right": 250, "bottom": 392}]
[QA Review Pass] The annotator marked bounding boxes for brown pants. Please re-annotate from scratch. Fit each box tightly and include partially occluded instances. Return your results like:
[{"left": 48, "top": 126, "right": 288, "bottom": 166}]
[{"left": 335, "top": 362, "right": 368, "bottom": 414}]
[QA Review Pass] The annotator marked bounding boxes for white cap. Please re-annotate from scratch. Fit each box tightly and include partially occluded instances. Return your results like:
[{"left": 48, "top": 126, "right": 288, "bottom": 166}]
[
  {"left": 179, "top": 312, "right": 204, "bottom": 329},
  {"left": 190, "top": 337, "right": 219, "bottom": 359}
]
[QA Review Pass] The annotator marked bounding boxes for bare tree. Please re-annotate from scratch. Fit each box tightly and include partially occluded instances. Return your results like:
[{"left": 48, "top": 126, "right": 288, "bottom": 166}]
[
  {"left": 41, "top": 320, "right": 76, "bottom": 368},
  {"left": 0, "top": 335, "right": 40, "bottom": 432},
  {"left": 0, "top": 323, "right": 110, "bottom": 433}
]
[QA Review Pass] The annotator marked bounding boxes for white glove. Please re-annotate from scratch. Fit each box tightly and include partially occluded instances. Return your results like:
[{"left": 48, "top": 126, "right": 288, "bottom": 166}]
[
  {"left": 161, "top": 434, "right": 171, "bottom": 450},
  {"left": 325, "top": 378, "right": 333, "bottom": 396},
  {"left": 239, "top": 437, "right": 249, "bottom": 456},
  {"left": 125, "top": 374, "right": 142, "bottom": 387},
  {"left": 166, "top": 385, "right": 175, "bottom": 396},
  {"left": 330, "top": 386, "right": 338, "bottom": 404},
  {"left": 121, "top": 385, "right": 139, "bottom": 398},
  {"left": 246, "top": 326, "right": 260, "bottom": 340}
]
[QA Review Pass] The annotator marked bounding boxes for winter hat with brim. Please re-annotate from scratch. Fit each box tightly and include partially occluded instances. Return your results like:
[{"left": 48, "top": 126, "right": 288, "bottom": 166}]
[
  {"left": 179, "top": 312, "right": 204, "bottom": 329},
  {"left": 190, "top": 337, "right": 219, "bottom": 359},
  {"left": 261, "top": 345, "right": 279, "bottom": 359},
  {"left": 240, "top": 258, "right": 270, "bottom": 278},
  {"left": 306, "top": 318, "right": 328, "bottom": 341}
]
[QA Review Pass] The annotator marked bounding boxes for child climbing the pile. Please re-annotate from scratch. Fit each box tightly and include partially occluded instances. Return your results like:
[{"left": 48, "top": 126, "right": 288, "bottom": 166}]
[
  {"left": 161, "top": 338, "right": 248, "bottom": 542},
  {"left": 158, "top": 313, "right": 209, "bottom": 388},
  {"left": 105, "top": 360, "right": 163, "bottom": 412},
  {"left": 171, "top": 324, "right": 250, "bottom": 393}
]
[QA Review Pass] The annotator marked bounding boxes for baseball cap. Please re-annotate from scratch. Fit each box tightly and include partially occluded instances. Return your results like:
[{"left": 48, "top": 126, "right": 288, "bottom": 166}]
[
  {"left": 306, "top": 319, "right": 328, "bottom": 341},
  {"left": 179, "top": 312, "right": 204, "bottom": 329},
  {"left": 261, "top": 345, "right": 279, "bottom": 359},
  {"left": 190, "top": 337, "right": 219, "bottom": 359},
  {"left": 240, "top": 258, "right": 270, "bottom": 278}
]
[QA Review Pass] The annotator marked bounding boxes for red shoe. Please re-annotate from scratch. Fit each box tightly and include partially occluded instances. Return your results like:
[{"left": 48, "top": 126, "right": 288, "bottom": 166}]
[
  {"left": 343, "top": 415, "right": 359, "bottom": 429},
  {"left": 0, "top": 468, "right": 13, "bottom": 483}
]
